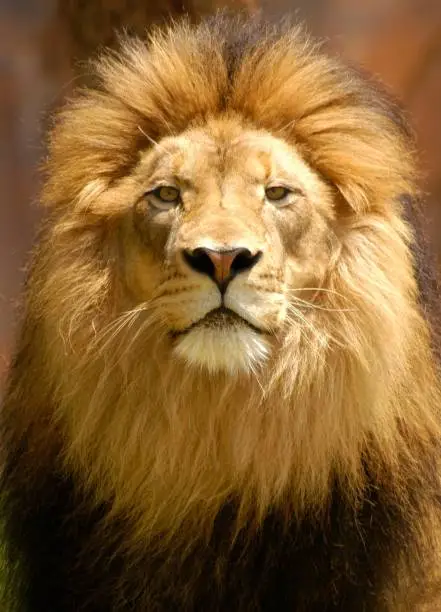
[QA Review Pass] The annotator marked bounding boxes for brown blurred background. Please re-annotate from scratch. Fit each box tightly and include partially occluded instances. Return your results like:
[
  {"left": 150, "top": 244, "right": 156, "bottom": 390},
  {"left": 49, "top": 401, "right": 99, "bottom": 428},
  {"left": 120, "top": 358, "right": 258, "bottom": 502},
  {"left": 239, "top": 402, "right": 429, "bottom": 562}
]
[{"left": 1, "top": 0, "right": 441, "bottom": 385}]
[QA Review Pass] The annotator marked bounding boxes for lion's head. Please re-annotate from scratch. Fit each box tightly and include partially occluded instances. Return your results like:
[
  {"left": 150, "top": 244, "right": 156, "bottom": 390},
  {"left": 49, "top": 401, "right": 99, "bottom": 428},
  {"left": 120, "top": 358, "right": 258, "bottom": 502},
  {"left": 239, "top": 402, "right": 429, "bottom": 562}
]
[
  {"left": 119, "top": 118, "right": 337, "bottom": 373},
  {"left": 17, "top": 16, "right": 438, "bottom": 542}
]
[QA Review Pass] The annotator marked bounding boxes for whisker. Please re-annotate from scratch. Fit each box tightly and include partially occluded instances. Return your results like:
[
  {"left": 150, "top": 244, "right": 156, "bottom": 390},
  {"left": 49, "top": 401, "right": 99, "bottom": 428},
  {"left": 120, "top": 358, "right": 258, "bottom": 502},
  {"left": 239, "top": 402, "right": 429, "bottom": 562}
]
[
  {"left": 287, "top": 304, "right": 347, "bottom": 350},
  {"left": 290, "top": 295, "right": 355, "bottom": 313},
  {"left": 284, "top": 307, "right": 321, "bottom": 349},
  {"left": 98, "top": 312, "right": 141, "bottom": 348},
  {"left": 137, "top": 126, "right": 172, "bottom": 157},
  {"left": 290, "top": 287, "right": 357, "bottom": 313},
  {"left": 120, "top": 310, "right": 164, "bottom": 361},
  {"left": 91, "top": 303, "right": 151, "bottom": 355},
  {"left": 276, "top": 118, "right": 296, "bottom": 134},
  {"left": 291, "top": 287, "right": 355, "bottom": 302}
]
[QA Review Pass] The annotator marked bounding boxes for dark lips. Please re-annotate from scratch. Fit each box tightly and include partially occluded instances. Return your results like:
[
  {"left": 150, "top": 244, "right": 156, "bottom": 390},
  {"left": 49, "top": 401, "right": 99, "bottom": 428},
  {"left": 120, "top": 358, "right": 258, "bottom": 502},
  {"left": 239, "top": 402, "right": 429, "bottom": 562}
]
[{"left": 171, "top": 307, "right": 264, "bottom": 338}]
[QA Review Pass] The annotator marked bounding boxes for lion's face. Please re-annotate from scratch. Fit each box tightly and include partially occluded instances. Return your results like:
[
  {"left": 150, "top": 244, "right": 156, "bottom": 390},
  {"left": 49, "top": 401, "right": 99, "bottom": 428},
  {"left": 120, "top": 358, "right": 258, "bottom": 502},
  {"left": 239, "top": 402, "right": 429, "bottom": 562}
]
[{"left": 121, "top": 118, "right": 335, "bottom": 373}]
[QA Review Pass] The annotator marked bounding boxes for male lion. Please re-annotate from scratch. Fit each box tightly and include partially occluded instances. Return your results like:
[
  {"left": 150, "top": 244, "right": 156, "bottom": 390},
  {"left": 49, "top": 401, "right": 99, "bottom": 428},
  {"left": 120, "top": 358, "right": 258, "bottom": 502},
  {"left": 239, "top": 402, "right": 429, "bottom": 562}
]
[{"left": 1, "top": 14, "right": 441, "bottom": 612}]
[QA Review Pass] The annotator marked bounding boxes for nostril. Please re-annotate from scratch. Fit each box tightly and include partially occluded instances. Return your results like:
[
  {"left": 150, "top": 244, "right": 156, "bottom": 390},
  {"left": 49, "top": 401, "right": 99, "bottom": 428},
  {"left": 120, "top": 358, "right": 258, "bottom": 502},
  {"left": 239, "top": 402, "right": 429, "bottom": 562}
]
[
  {"left": 183, "top": 248, "right": 215, "bottom": 278},
  {"left": 182, "top": 247, "right": 263, "bottom": 289},
  {"left": 230, "top": 249, "right": 262, "bottom": 275}
]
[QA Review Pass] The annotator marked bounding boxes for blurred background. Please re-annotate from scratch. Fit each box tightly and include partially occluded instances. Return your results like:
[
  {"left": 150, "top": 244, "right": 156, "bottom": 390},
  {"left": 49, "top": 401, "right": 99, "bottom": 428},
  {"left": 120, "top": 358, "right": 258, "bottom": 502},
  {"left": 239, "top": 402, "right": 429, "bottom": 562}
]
[{"left": 1, "top": 0, "right": 440, "bottom": 385}]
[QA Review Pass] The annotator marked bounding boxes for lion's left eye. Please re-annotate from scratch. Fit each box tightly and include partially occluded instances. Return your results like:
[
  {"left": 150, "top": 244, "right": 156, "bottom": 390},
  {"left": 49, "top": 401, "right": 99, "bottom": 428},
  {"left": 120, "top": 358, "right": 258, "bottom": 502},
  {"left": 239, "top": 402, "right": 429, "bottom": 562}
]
[
  {"left": 146, "top": 186, "right": 181, "bottom": 210},
  {"left": 265, "top": 186, "right": 291, "bottom": 202}
]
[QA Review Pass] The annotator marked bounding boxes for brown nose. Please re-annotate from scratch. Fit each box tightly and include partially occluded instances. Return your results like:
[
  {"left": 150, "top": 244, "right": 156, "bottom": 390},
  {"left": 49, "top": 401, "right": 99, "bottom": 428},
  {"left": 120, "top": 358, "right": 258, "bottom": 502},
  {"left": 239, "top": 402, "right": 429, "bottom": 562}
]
[{"left": 183, "top": 247, "right": 262, "bottom": 291}]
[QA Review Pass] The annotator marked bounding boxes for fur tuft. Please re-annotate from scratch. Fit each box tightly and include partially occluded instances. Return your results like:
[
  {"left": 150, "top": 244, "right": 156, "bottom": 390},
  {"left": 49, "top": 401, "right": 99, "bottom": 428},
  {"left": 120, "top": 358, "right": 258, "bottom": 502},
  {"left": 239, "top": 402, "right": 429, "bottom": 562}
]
[{"left": 174, "top": 326, "right": 270, "bottom": 374}]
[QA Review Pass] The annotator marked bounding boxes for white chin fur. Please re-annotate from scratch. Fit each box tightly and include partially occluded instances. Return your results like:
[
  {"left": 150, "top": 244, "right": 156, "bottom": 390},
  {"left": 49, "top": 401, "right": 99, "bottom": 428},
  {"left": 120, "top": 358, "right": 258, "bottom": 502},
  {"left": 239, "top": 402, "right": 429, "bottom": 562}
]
[{"left": 173, "top": 326, "right": 270, "bottom": 374}]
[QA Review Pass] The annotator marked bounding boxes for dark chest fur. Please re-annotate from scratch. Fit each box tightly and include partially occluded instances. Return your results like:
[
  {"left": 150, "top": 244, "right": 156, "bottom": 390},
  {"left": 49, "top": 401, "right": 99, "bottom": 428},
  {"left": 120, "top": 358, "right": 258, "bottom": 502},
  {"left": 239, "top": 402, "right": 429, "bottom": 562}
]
[{"left": 6, "top": 467, "right": 416, "bottom": 612}]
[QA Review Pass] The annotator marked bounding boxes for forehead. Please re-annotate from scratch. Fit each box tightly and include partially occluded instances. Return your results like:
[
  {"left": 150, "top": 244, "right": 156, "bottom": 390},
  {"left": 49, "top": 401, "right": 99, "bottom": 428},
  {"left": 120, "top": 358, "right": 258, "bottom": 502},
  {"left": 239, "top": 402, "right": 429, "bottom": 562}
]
[{"left": 137, "top": 120, "right": 317, "bottom": 187}]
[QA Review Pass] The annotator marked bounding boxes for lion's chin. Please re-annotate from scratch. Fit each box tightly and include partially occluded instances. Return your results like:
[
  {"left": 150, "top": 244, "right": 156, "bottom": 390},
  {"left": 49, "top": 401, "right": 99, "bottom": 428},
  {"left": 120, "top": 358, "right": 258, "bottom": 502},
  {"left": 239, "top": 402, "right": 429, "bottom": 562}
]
[{"left": 173, "top": 325, "right": 271, "bottom": 374}]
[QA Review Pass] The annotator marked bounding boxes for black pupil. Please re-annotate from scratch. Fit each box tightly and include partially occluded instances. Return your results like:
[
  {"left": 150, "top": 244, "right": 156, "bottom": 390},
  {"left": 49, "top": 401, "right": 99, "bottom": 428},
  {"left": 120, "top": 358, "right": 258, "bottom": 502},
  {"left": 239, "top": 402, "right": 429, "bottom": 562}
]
[{"left": 159, "top": 187, "right": 176, "bottom": 201}]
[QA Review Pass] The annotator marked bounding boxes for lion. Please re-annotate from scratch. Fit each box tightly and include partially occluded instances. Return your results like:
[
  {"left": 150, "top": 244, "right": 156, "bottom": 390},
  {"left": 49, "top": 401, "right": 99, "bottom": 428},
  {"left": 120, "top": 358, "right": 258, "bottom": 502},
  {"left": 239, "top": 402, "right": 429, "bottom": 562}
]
[{"left": 1, "top": 13, "right": 441, "bottom": 612}]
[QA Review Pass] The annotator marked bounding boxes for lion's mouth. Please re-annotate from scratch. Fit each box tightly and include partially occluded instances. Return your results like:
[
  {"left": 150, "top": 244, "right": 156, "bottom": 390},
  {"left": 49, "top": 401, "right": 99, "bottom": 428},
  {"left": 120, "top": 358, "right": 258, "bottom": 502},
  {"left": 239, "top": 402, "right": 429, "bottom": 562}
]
[{"left": 171, "top": 307, "right": 264, "bottom": 338}]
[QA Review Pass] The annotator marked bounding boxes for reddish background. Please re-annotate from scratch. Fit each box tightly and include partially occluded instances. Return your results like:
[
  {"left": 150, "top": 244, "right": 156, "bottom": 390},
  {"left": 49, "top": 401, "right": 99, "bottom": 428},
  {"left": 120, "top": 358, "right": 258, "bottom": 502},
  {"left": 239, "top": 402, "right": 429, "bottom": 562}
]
[{"left": 1, "top": 0, "right": 440, "bottom": 384}]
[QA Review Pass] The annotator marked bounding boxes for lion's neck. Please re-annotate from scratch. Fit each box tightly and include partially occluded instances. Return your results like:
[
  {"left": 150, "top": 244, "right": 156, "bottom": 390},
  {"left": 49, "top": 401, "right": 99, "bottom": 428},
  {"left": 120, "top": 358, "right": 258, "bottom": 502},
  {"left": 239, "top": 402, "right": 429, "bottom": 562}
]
[{"left": 55, "top": 313, "right": 441, "bottom": 544}]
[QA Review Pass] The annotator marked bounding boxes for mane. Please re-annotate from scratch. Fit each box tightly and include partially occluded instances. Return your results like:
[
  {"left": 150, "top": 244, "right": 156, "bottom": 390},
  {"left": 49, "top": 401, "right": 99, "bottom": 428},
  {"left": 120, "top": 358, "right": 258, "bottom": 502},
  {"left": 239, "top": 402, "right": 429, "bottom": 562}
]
[
  {"left": 45, "top": 15, "right": 419, "bottom": 215},
  {"left": 4, "top": 14, "right": 441, "bottom": 566}
]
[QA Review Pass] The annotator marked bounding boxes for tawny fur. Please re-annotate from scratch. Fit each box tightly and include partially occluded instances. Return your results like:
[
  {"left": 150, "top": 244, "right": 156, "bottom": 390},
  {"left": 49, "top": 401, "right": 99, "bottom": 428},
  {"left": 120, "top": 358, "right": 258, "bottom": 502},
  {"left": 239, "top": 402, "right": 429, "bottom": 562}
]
[{"left": 2, "top": 14, "right": 441, "bottom": 611}]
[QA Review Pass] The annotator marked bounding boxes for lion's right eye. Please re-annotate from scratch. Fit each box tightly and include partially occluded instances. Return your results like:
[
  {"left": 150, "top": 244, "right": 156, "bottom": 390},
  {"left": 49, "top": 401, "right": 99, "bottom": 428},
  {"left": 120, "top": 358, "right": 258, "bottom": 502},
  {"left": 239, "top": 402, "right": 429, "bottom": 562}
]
[
  {"left": 146, "top": 186, "right": 181, "bottom": 210},
  {"left": 265, "top": 186, "right": 291, "bottom": 202}
]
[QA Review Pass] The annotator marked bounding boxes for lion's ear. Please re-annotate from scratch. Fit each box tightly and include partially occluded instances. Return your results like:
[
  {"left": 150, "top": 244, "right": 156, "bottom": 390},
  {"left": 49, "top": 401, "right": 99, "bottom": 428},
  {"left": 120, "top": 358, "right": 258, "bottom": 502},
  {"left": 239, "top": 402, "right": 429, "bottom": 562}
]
[
  {"left": 42, "top": 172, "right": 137, "bottom": 217},
  {"left": 301, "top": 101, "right": 418, "bottom": 215},
  {"left": 42, "top": 175, "right": 108, "bottom": 214},
  {"left": 268, "top": 63, "right": 420, "bottom": 215},
  {"left": 74, "top": 179, "right": 135, "bottom": 216},
  {"left": 75, "top": 179, "right": 108, "bottom": 213}
]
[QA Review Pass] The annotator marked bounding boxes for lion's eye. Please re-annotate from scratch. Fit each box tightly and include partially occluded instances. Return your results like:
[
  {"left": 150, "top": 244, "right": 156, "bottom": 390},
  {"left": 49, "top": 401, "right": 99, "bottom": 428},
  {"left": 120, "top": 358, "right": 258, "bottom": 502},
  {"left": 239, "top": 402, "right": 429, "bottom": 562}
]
[
  {"left": 146, "top": 186, "right": 181, "bottom": 210},
  {"left": 265, "top": 186, "right": 291, "bottom": 203}
]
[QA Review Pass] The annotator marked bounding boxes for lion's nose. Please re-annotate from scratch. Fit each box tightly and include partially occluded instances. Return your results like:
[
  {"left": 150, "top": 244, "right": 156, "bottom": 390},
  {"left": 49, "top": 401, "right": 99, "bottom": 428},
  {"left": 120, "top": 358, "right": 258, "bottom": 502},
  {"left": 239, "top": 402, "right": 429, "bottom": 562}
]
[{"left": 183, "top": 247, "right": 262, "bottom": 291}]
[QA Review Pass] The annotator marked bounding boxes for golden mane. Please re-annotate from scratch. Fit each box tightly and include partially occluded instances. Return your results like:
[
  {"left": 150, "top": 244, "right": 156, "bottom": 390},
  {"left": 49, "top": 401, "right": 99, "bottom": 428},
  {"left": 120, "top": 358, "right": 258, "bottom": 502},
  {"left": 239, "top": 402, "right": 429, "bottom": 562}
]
[
  {"left": 45, "top": 17, "right": 417, "bottom": 216},
  {"left": 2, "top": 14, "right": 441, "bottom": 610}
]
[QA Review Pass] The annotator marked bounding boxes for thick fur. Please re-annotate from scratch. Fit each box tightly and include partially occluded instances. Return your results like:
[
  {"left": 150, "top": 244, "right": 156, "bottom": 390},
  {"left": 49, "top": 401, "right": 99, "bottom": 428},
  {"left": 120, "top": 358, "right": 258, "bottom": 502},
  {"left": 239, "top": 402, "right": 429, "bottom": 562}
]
[{"left": 2, "top": 14, "right": 441, "bottom": 612}]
